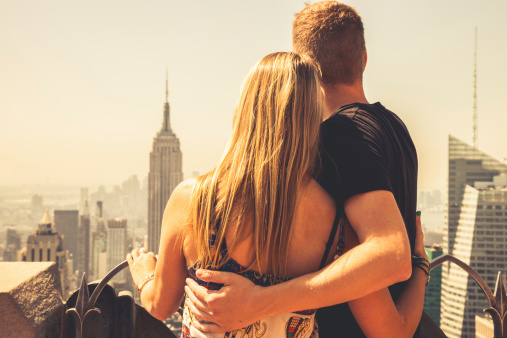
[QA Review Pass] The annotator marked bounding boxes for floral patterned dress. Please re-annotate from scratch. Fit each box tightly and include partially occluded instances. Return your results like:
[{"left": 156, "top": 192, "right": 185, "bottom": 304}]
[{"left": 182, "top": 254, "right": 319, "bottom": 338}]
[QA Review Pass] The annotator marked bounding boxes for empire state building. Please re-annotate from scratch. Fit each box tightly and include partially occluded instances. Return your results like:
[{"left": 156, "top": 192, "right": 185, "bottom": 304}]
[{"left": 148, "top": 73, "right": 183, "bottom": 252}]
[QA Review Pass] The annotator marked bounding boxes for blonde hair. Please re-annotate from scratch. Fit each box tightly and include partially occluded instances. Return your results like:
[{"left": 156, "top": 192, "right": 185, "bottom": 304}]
[
  {"left": 191, "top": 52, "right": 322, "bottom": 277},
  {"left": 293, "top": 1, "right": 366, "bottom": 85}
]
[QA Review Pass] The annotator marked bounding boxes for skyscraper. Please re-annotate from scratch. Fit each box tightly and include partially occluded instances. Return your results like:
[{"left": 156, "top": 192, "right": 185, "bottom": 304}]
[
  {"left": 147, "top": 73, "right": 183, "bottom": 252},
  {"left": 424, "top": 245, "right": 443, "bottom": 326},
  {"left": 54, "top": 209, "right": 79, "bottom": 271},
  {"left": 25, "top": 208, "right": 69, "bottom": 295},
  {"left": 106, "top": 218, "right": 128, "bottom": 283},
  {"left": 440, "top": 135, "right": 507, "bottom": 337},
  {"left": 90, "top": 200, "right": 106, "bottom": 281},
  {"left": 77, "top": 198, "right": 90, "bottom": 278},
  {"left": 3, "top": 228, "right": 21, "bottom": 262}
]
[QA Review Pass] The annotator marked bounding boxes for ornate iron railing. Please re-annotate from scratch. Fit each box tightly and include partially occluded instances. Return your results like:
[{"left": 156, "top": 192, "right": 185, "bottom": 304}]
[
  {"left": 66, "top": 260, "right": 179, "bottom": 338},
  {"left": 430, "top": 255, "right": 507, "bottom": 338},
  {"left": 65, "top": 255, "right": 507, "bottom": 337}
]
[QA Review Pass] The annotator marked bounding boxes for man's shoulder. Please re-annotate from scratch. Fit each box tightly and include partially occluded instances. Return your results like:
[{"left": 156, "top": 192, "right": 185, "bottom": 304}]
[{"left": 323, "top": 102, "right": 407, "bottom": 138}]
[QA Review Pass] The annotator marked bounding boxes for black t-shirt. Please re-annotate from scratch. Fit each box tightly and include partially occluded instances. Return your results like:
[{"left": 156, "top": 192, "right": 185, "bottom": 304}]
[{"left": 315, "top": 102, "right": 418, "bottom": 337}]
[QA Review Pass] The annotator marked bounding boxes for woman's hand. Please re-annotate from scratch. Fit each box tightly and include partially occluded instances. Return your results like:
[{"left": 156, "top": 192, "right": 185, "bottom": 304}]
[
  {"left": 127, "top": 248, "right": 157, "bottom": 286},
  {"left": 414, "top": 212, "right": 429, "bottom": 262}
]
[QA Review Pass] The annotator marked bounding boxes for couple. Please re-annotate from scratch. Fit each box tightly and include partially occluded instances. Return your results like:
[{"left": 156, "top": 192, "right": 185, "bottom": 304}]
[{"left": 128, "top": 2, "right": 429, "bottom": 337}]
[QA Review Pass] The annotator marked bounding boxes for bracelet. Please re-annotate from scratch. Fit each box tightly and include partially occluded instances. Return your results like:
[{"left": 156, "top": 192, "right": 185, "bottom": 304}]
[
  {"left": 412, "top": 256, "right": 430, "bottom": 285},
  {"left": 412, "top": 260, "right": 429, "bottom": 271},
  {"left": 413, "top": 264, "right": 431, "bottom": 285},
  {"left": 137, "top": 274, "right": 155, "bottom": 294},
  {"left": 412, "top": 255, "right": 429, "bottom": 264}
]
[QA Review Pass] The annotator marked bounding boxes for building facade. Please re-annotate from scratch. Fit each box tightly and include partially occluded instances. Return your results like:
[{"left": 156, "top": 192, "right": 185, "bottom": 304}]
[
  {"left": 3, "top": 228, "right": 21, "bottom": 262},
  {"left": 106, "top": 218, "right": 128, "bottom": 283},
  {"left": 91, "top": 201, "right": 107, "bottom": 281},
  {"left": 25, "top": 208, "right": 69, "bottom": 296},
  {"left": 424, "top": 245, "right": 443, "bottom": 326},
  {"left": 54, "top": 210, "right": 79, "bottom": 271},
  {"left": 440, "top": 135, "right": 507, "bottom": 337},
  {"left": 147, "top": 75, "right": 183, "bottom": 252},
  {"left": 77, "top": 199, "right": 90, "bottom": 278}
]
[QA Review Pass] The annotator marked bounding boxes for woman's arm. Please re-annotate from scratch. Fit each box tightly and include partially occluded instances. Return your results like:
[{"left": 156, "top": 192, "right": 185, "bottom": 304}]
[
  {"left": 128, "top": 180, "right": 194, "bottom": 320},
  {"left": 348, "top": 213, "right": 428, "bottom": 338}
]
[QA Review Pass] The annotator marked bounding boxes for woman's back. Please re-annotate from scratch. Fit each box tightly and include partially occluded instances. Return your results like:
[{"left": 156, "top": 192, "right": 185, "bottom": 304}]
[
  {"left": 180, "top": 177, "right": 338, "bottom": 337},
  {"left": 182, "top": 177, "right": 337, "bottom": 279},
  {"left": 126, "top": 52, "right": 331, "bottom": 337}
]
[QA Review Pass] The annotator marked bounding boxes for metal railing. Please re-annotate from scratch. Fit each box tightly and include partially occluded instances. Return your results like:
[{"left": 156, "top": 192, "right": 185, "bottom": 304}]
[
  {"left": 65, "top": 256, "right": 507, "bottom": 337},
  {"left": 430, "top": 255, "right": 507, "bottom": 338}
]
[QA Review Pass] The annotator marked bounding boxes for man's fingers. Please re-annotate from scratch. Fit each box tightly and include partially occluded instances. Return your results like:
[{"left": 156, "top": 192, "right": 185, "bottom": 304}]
[
  {"left": 186, "top": 278, "right": 215, "bottom": 302},
  {"left": 196, "top": 269, "right": 243, "bottom": 285},
  {"left": 184, "top": 283, "right": 212, "bottom": 314},
  {"left": 191, "top": 320, "right": 226, "bottom": 333},
  {"left": 185, "top": 298, "right": 215, "bottom": 323}
]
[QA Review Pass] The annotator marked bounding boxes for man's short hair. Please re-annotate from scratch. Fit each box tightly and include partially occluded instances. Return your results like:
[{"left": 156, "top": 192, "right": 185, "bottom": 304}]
[{"left": 293, "top": 1, "right": 366, "bottom": 85}]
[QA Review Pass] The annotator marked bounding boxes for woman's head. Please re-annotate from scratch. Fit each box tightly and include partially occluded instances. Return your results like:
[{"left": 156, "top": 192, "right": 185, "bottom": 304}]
[
  {"left": 232, "top": 52, "right": 322, "bottom": 176},
  {"left": 193, "top": 52, "right": 322, "bottom": 277}
]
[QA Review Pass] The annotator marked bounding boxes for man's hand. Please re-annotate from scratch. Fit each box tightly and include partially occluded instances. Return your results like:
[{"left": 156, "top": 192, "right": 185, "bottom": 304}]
[{"left": 184, "top": 269, "right": 265, "bottom": 332}]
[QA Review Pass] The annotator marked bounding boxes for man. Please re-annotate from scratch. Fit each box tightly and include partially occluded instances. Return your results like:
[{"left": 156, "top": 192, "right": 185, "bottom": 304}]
[{"left": 185, "top": 2, "right": 420, "bottom": 336}]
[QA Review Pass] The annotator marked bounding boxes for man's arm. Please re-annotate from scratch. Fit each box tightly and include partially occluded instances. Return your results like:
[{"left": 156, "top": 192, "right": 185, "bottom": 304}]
[
  {"left": 185, "top": 190, "right": 411, "bottom": 332},
  {"left": 345, "top": 213, "right": 427, "bottom": 338}
]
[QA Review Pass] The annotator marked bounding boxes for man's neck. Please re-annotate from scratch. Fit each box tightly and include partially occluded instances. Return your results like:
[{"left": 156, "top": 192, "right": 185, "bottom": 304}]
[{"left": 321, "top": 81, "right": 369, "bottom": 120}]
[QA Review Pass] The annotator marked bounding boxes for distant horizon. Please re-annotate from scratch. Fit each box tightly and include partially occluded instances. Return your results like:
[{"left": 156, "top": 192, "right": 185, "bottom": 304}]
[{"left": 2, "top": 0, "right": 507, "bottom": 191}]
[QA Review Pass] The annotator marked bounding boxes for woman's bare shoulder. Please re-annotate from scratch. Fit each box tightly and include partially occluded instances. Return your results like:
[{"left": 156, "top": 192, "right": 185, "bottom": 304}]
[
  {"left": 293, "top": 177, "right": 337, "bottom": 239},
  {"left": 161, "top": 178, "right": 198, "bottom": 227},
  {"left": 166, "top": 178, "right": 198, "bottom": 207},
  {"left": 303, "top": 178, "right": 336, "bottom": 218}
]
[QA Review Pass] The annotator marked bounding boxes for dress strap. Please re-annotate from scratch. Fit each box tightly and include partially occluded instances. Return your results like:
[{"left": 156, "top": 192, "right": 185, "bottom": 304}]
[{"left": 319, "top": 212, "right": 342, "bottom": 270}]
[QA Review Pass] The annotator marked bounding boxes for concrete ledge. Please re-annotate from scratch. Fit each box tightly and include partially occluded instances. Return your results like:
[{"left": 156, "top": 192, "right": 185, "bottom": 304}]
[{"left": 0, "top": 262, "right": 64, "bottom": 338}]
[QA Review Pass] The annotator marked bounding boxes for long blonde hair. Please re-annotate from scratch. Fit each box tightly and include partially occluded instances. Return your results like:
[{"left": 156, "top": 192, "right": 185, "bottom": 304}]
[{"left": 191, "top": 52, "right": 322, "bottom": 277}]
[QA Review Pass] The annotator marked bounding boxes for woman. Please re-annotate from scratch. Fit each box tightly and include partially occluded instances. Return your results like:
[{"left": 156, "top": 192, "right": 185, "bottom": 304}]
[
  {"left": 129, "top": 52, "right": 337, "bottom": 337},
  {"left": 128, "top": 52, "right": 429, "bottom": 337}
]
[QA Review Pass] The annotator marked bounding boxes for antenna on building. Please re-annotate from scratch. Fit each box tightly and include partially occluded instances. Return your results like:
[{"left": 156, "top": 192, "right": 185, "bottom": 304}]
[
  {"left": 472, "top": 27, "right": 478, "bottom": 149},
  {"left": 165, "top": 67, "right": 169, "bottom": 103}
]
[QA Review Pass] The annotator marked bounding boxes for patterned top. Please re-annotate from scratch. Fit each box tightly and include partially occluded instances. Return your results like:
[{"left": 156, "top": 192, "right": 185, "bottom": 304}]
[{"left": 181, "top": 217, "right": 343, "bottom": 338}]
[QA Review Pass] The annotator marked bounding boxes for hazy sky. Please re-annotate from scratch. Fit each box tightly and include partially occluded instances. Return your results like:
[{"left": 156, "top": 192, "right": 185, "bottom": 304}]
[{"left": 1, "top": 0, "right": 506, "bottom": 190}]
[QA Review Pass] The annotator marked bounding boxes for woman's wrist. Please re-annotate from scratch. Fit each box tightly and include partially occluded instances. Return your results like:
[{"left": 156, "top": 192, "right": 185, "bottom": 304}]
[{"left": 137, "top": 273, "right": 155, "bottom": 294}]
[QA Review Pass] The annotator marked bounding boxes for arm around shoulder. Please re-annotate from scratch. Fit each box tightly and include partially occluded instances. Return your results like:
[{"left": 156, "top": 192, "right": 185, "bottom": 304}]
[{"left": 260, "top": 190, "right": 412, "bottom": 313}]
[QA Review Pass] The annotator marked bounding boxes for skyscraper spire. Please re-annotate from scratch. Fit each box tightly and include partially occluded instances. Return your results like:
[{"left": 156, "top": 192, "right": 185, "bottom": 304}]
[
  {"left": 166, "top": 67, "right": 169, "bottom": 103},
  {"left": 472, "top": 27, "right": 478, "bottom": 149},
  {"left": 38, "top": 207, "right": 53, "bottom": 233},
  {"left": 159, "top": 69, "right": 174, "bottom": 136},
  {"left": 40, "top": 207, "right": 52, "bottom": 225}
]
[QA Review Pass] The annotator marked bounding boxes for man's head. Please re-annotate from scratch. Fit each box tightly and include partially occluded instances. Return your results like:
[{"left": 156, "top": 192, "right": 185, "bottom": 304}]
[{"left": 293, "top": 1, "right": 366, "bottom": 85}]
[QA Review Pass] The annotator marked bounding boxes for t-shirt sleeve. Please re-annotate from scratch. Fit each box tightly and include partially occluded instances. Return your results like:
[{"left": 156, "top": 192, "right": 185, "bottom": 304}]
[{"left": 320, "top": 113, "right": 392, "bottom": 205}]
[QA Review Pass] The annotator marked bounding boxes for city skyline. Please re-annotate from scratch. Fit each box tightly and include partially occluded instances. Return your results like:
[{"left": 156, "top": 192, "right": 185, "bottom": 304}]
[
  {"left": 1, "top": 0, "right": 507, "bottom": 190},
  {"left": 441, "top": 135, "right": 507, "bottom": 337}
]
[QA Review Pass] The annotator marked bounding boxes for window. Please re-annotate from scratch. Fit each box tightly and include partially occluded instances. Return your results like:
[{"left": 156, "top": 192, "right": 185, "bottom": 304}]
[
  {"left": 39, "top": 248, "right": 43, "bottom": 261},
  {"left": 31, "top": 249, "right": 34, "bottom": 261},
  {"left": 47, "top": 249, "right": 51, "bottom": 261}
]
